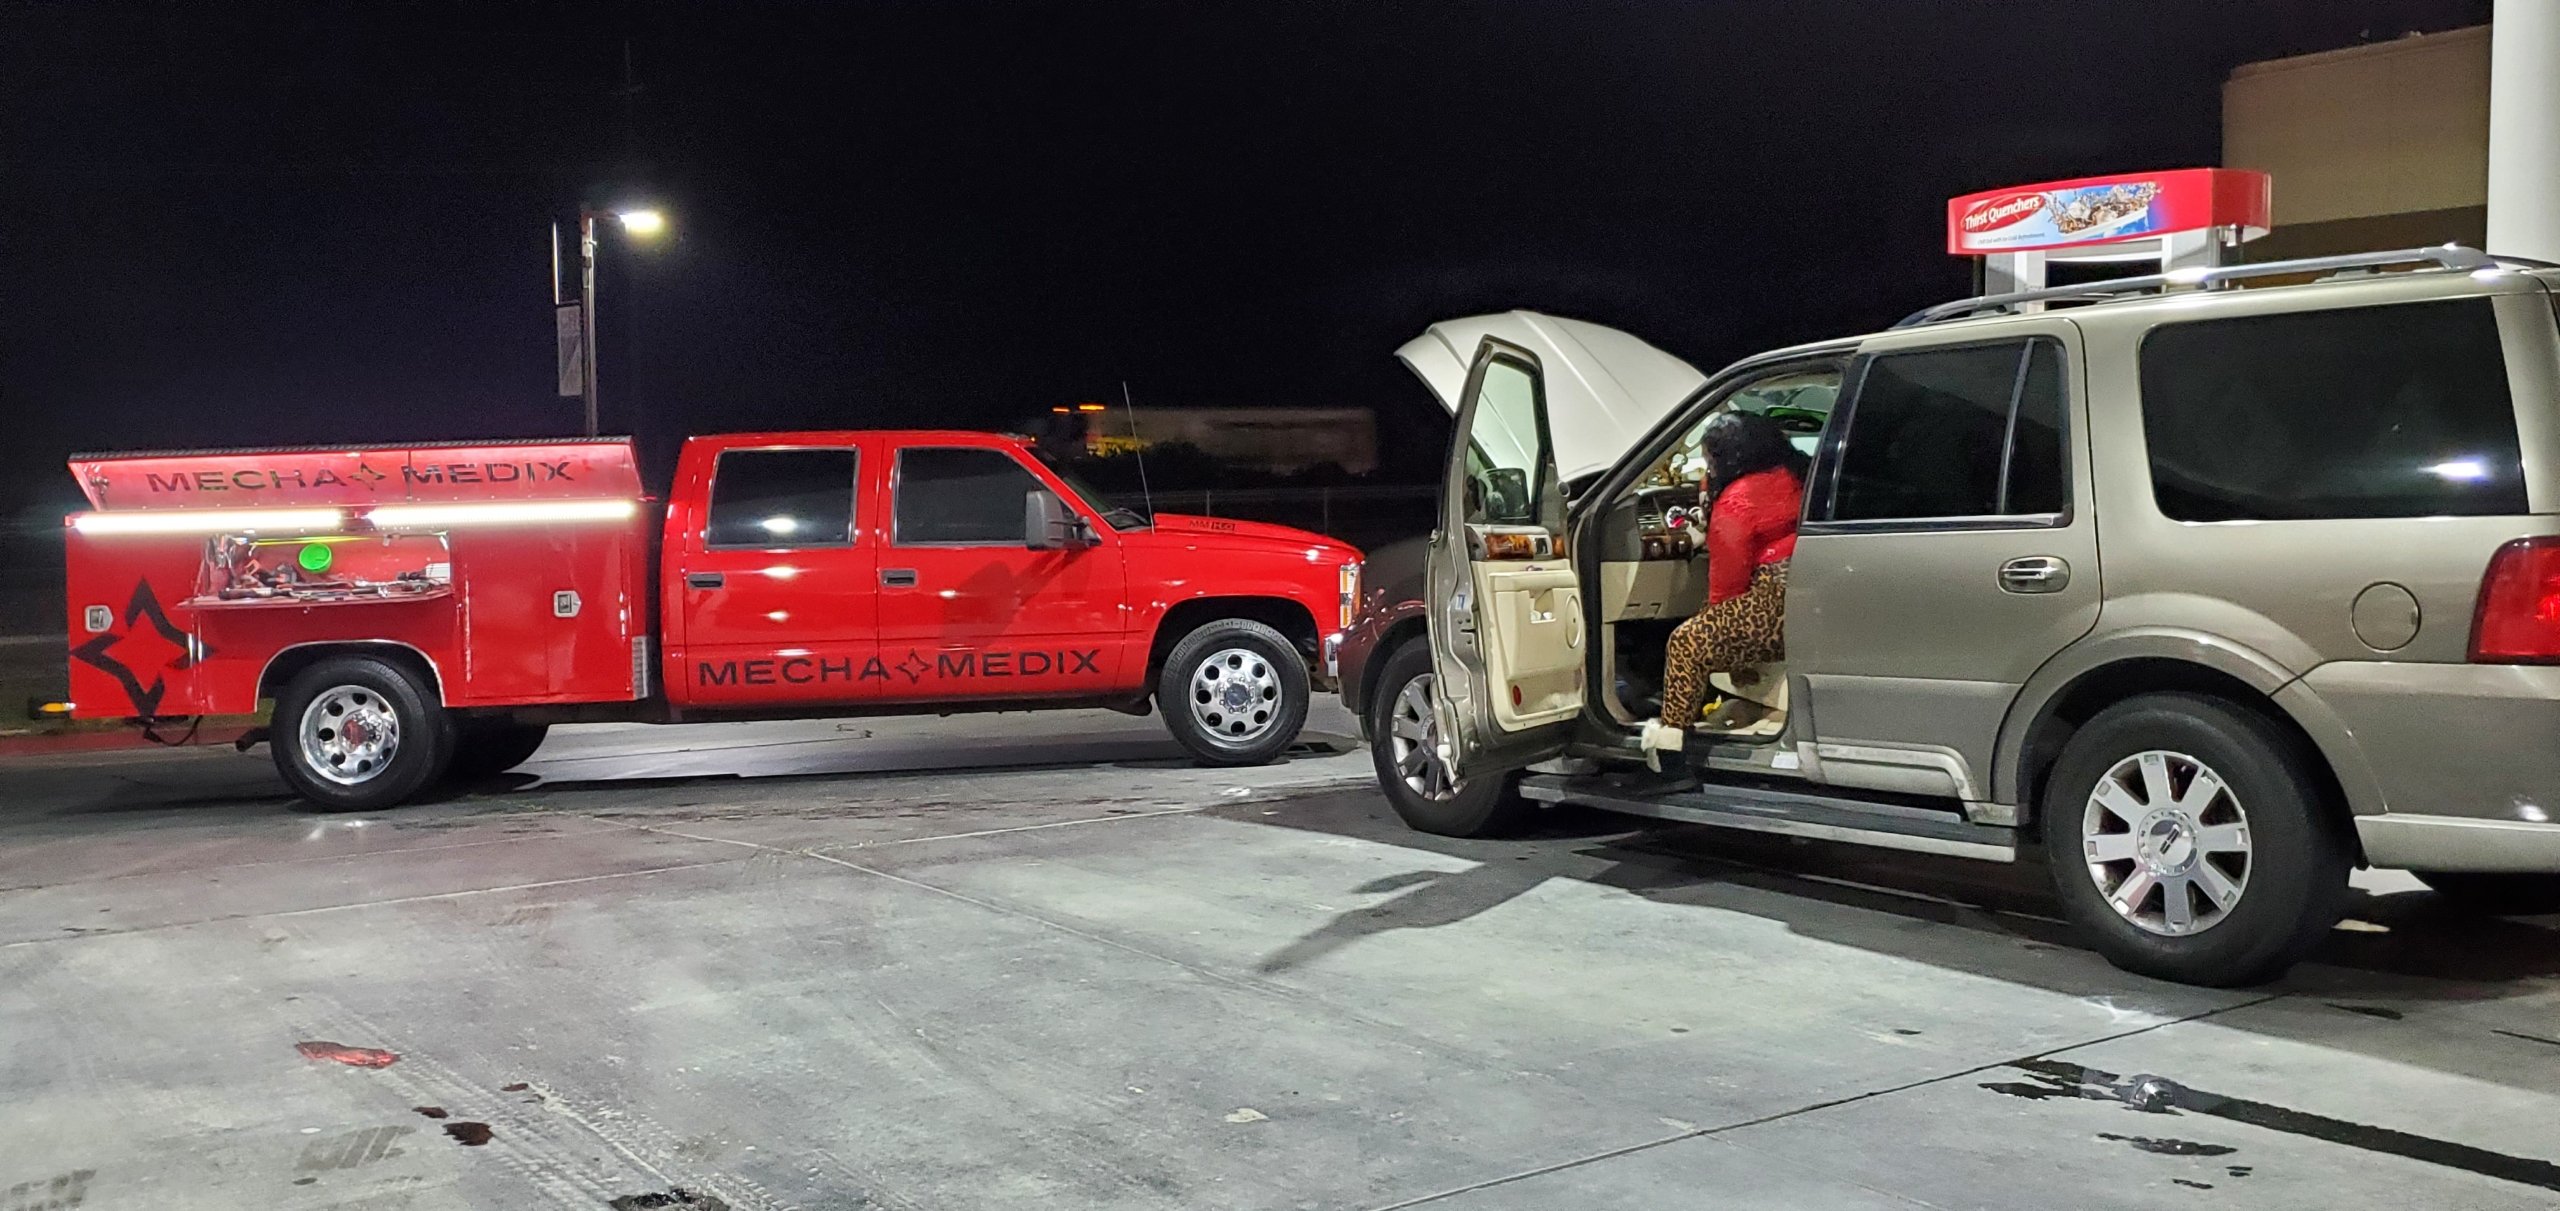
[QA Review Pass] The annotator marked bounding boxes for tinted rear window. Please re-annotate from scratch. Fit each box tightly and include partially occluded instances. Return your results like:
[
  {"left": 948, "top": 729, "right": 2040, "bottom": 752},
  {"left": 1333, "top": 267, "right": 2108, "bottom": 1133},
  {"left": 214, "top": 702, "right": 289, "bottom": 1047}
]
[{"left": 2138, "top": 298, "right": 2527, "bottom": 521}]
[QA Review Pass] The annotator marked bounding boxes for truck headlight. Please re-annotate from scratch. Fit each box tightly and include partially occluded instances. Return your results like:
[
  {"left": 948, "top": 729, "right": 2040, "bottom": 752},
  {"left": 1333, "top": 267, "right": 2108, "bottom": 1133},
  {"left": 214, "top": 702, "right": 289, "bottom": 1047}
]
[{"left": 1338, "top": 561, "right": 1361, "bottom": 631}]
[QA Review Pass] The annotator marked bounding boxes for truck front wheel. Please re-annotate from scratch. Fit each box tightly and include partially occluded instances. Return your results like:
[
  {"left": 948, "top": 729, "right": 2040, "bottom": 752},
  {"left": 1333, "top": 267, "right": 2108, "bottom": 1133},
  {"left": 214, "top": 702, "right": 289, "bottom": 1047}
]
[
  {"left": 1157, "top": 618, "right": 1309, "bottom": 767},
  {"left": 272, "top": 655, "right": 453, "bottom": 811}
]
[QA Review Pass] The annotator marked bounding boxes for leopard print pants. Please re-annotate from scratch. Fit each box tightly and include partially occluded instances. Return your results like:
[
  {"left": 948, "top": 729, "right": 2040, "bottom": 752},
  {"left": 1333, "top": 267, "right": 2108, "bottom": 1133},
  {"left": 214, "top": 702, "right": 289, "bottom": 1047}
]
[{"left": 1657, "top": 559, "right": 1789, "bottom": 729}]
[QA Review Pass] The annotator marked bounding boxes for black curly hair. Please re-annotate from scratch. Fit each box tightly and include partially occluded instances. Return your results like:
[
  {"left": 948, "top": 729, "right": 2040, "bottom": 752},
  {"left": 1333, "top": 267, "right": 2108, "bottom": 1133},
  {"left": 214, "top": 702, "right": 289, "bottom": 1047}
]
[{"left": 1702, "top": 410, "right": 1809, "bottom": 508}]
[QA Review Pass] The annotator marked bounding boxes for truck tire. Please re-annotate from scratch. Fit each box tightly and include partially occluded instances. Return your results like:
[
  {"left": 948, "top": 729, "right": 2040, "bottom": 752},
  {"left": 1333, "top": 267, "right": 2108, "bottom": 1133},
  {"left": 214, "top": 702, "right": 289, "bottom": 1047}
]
[
  {"left": 2410, "top": 872, "right": 2560, "bottom": 916},
  {"left": 271, "top": 655, "right": 453, "bottom": 812},
  {"left": 2041, "top": 692, "right": 2352, "bottom": 987},
  {"left": 447, "top": 718, "right": 551, "bottom": 784},
  {"left": 1158, "top": 618, "right": 1309, "bottom": 767},
  {"left": 1367, "top": 640, "right": 1530, "bottom": 837}
]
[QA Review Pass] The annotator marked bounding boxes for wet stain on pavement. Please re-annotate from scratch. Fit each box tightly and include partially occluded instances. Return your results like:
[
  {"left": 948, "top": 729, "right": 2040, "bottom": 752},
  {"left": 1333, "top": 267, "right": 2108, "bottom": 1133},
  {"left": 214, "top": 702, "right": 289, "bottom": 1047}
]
[
  {"left": 609, "top": 1190, "right": 731, "bottom": 1210},
  {"left": 2173, "top": 1179, "right": 2214, "bottom": 1190},
  {"left": 1893, "top": 1029, "right": 1924, "bottom": 1036},
  {"left": 295, "top": 1041, "right": 399, "bottom": 1068},
  {"left": 1982, "top": 1058, "right": 2560, "bottom": 1192},
  {"left": 2098, "top": 1132, "right": 2237, "bottom": 1157},
  {"left": 412, "top": 1107, "right": 448, "bottom": 1120},
  {"left": 2325, "top": 1003, "right": 2405, "bottom": 1021},
  {"left": 2226, "top": 1166, "right": 2252, "bottom": 1177},
  {"left": 441, "top": 1122, "right": 493, "bottom": 1147},
  {"left": 499, "top": 1082, "right": 530, "bottom": 1093},
  {"left": 1, "top": 1169, "right": 94, "bottom": 1210}
]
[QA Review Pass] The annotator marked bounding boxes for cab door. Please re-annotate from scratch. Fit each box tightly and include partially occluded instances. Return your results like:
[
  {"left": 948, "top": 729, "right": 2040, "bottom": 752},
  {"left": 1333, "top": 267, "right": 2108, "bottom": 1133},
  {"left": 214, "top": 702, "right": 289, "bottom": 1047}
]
[
  {"left": 672, "top": 442, "right": 880, "bottom": 705},
  {"left": 1429, "top": 339, "right": 1584, "bottom": 778},
  {"left": 1787, "top": 322, "right": 2098, "bottom": 799},
  {"left": 871, "top": 444, "right": 1128, "bottom": 700}
]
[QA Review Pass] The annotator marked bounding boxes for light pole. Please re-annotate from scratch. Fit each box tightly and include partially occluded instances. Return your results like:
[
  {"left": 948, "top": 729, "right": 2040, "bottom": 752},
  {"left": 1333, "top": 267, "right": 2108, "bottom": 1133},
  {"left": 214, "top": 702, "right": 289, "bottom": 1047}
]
[{"left": 555, "top": 207, "right": 667, "bottom": 437}]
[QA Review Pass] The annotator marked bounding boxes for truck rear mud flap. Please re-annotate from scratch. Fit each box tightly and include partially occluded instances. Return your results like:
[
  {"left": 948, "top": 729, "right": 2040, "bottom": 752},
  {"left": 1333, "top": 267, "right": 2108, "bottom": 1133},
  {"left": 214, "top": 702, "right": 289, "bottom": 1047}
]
[{"left": 1519, "top": 774, "right": 2018, "bottom": 862}]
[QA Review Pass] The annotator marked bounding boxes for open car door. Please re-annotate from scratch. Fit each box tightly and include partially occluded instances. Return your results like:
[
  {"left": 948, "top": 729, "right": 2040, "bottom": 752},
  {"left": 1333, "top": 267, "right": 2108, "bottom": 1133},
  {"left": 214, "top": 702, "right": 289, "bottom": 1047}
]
[{"left": 1427, "top": 338, "right": 1584, "bottom": 779}]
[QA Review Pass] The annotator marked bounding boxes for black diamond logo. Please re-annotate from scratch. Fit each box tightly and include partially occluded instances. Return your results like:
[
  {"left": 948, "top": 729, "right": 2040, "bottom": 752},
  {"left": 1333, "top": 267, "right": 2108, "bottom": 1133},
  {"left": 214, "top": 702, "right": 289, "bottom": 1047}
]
[
  {"left": 70, "top": 580, "right": 209, "bottom": 717},
  {"left": 894, "top": 650, "right": 931, "bottom": 685}
]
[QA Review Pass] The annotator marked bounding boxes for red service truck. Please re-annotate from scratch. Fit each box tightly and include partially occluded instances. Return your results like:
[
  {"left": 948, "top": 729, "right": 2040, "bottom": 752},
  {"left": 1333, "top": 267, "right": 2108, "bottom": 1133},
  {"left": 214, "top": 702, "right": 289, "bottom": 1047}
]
[{"left": 62, "top": 431, "right": 1361, "bottom": 809}]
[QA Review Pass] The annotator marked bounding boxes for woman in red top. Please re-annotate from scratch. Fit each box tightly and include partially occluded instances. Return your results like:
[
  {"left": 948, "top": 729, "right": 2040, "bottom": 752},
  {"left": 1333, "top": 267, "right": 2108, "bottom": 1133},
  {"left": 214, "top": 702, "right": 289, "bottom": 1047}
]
[{"left": 1642, "top": 411, "right": 1805, "bottom": 769}]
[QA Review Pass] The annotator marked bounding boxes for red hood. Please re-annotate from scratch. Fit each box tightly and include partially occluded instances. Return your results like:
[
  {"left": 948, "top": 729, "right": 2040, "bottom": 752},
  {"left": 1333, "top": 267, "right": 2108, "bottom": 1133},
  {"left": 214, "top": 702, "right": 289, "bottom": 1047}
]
[{"left": 1133, "top": 513, "right": 1357, "bottom": 558}]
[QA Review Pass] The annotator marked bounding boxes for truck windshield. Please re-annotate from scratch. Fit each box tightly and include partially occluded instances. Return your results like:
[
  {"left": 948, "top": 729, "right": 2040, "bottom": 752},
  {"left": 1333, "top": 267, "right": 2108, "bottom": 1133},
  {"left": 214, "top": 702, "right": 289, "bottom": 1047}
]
[{"left": 1032, "top": 448, "right": 1150, "bottom": 530}]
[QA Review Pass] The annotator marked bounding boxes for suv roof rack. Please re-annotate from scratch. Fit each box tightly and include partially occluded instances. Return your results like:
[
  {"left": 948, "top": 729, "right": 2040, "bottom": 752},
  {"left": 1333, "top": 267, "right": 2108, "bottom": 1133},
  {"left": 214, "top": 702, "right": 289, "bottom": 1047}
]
[{"left": 1893, "top": 245, "right": 2508, "bottom": 329}]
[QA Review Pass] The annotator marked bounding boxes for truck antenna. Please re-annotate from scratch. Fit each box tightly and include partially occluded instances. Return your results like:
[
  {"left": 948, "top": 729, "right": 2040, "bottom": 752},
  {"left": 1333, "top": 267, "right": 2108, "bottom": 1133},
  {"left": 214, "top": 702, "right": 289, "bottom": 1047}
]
[{"left": 1120, "top": 380, "right": 1155, "bottom": 521}]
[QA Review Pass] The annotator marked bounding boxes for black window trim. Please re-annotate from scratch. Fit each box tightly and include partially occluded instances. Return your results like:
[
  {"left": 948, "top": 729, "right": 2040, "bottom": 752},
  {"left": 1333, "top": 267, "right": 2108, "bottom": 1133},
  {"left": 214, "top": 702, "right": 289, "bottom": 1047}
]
[
  {"left": 702, "top": 444, "right": 862, "bottom": 551},
  {"left": 890, "top": 444, "right": 1057, "bottom": 548},
  {"left": 1800, "top": 333, "right": 2076, "bottom": 536}
]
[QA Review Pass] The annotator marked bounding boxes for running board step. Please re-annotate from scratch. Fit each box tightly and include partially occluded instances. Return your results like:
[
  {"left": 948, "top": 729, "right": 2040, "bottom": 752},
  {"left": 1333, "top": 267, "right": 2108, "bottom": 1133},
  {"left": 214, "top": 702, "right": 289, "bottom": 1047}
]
[{"left": 1518, "top": 775, "right": 2018, "bottom": 862}]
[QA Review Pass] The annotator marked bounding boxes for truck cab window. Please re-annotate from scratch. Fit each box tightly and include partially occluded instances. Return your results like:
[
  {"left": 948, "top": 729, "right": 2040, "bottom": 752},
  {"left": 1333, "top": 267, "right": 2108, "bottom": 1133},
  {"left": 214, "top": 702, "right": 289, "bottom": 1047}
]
[
  {"left": 706, "top": 449, "right": 858, "bottom": 547},
  {"left": 896, "top": 447, "right": 1046, "bottom": 544}
]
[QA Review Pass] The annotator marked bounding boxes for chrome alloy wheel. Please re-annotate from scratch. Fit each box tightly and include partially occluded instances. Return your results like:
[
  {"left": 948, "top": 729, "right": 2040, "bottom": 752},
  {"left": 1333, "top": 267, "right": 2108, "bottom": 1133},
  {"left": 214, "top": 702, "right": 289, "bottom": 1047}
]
[
  {"left": 2080, "top": 750, "right": 2253, "bottom": 936},
  {"left": 300, "top": 685, "right": 403, "bottom": 786},
  {"left": 1387, "top": 672, "right": 1457, "bottom": 800},
  {"left": 1190, "top": 647, "right": 1281, "bottom": 744}
]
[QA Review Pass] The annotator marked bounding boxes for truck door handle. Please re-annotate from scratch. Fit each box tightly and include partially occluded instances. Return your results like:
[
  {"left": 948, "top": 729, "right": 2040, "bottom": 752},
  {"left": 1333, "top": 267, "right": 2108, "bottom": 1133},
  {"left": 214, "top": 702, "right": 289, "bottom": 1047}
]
[
  {"left": 685, "top": 572, "right": 726, "bottom": 590},
  {"left": 1998, "top": 556, "right": 2070, "bottom": 594},
  {"left": 881, "top": 568, "right": 918, "bottom": 588}
]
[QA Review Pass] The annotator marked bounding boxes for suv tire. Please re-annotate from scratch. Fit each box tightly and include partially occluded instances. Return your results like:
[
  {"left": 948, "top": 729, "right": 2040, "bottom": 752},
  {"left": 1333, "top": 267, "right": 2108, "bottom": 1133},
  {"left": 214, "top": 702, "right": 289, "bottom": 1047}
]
[
  {"left": 448, "top": 718, "right": 551, "bottom": 784},
  {"left": 1367, "top": 641, "right": 1530, "bottom": 837},
  {"left": 2410, "top": 871, "right": 2560, "bottom": 916},
  {"left": 2041, "top": 692, "right": 2351, "bottom": 987},
  {"left": 272, "top": 655, "right": 453, "bottom": 811},
  {"left": 1158, "top": 618, "right": 1309, "bottom": 767}
]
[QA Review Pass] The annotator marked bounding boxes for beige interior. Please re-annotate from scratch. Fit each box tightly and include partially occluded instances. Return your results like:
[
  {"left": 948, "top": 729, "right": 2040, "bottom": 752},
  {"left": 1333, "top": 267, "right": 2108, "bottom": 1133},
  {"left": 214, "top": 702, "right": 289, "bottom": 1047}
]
[
  {"left": 1476, "top": 563, "right": 1585, "bottom": 730},
  {"left": 1596, "top": 559, "right": 1709, "bottom": 622}
]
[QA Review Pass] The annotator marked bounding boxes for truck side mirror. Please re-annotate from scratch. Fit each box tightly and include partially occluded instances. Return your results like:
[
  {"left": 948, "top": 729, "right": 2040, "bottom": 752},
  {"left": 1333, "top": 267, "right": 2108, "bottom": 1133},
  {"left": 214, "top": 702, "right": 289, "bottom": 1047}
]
[{"left": 1025, "top": 489, "right": 1083, "bottom": 550}]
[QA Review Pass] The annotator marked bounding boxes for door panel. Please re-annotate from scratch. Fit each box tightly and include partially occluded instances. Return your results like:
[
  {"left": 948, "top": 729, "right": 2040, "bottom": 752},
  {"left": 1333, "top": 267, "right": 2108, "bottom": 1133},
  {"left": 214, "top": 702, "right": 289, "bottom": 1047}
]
[
  {"left": 1477, "top": 563, "right": 1583, "bottom": 728},
  {"left": 1788, "top": 325, "right": 2097, "bottom": 796},
  {"left": 873, "top": 445, "right": 1129, "bottom": 701},
  {"left": 1429, "top": 341, "right": 1582, "bottom": 777},
  {"left": 675, "top": 443, "right": 881, "bottom": 706}
]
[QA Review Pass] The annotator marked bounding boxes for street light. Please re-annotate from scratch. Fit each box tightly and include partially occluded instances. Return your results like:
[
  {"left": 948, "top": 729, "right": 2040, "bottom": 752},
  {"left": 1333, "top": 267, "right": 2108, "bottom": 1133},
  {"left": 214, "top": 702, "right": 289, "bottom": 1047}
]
[{"left": 554, "top": 206, "right": 669, "bottom": 437}]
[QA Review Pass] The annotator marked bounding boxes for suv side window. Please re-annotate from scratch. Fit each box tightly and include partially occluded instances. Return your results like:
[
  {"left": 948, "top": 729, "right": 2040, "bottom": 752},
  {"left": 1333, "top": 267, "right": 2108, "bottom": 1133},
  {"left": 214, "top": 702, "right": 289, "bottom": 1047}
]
[
  {"left": 1461, "top": 356, "right": 1548, "bottom": 528},
  {"left": 1821, "top": 339, "right": 2067, "bottom": 523},
  {"left": 705, "top": 448, "right": 858, "bottom": 548},
  {"left": 895, "top": 447, "right": 1044, "bottom": 545},
  {"left": 2139, "top": 298, "right": 2527, "bottom": 521}
]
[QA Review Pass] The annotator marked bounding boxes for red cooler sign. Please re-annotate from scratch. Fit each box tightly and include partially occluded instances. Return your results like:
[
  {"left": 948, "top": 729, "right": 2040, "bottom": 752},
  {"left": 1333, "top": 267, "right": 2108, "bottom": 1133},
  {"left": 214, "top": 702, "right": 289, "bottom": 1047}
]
[{"left": 1947, "top": 168, "right": 2271, "bottom": 255}]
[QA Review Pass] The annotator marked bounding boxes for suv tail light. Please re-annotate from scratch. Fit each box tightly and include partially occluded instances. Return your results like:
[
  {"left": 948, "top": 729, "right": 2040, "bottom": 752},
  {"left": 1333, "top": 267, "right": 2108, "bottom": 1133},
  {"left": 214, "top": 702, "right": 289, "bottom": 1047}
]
[{"left": 2471, "top": 537, "right": 2560, "bottom": 663}]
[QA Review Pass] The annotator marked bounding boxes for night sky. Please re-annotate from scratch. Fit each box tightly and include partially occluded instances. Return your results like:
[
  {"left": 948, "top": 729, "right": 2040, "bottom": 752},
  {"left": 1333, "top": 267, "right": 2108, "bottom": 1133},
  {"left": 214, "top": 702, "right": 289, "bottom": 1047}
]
[{"left": 1, "top": 0, "right": 2494, "bottom": 524}]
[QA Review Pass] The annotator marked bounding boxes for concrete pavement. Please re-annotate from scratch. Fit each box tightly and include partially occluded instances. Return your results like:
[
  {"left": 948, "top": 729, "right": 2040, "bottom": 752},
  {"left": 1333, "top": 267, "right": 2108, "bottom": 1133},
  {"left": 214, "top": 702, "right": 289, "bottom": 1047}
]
[{"left": 3, "top": 707, "right": 2557, "bottom": 1209}]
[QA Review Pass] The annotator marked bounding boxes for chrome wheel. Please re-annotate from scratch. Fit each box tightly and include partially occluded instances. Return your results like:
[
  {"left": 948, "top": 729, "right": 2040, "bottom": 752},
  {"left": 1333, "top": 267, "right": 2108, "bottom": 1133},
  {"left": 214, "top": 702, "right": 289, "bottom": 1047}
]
[
  {"left": 2080, "top": 749, "right": 2253, "bottom": 937},
  {"left": 299, "top": 685, "right": 403, "bottom": 786},
  {"left": 1190, "top": 647, "right": 1281, "bottom": 744},
  {"left": 1387, "top": 672, "right": 1457, "bottom": 801}
]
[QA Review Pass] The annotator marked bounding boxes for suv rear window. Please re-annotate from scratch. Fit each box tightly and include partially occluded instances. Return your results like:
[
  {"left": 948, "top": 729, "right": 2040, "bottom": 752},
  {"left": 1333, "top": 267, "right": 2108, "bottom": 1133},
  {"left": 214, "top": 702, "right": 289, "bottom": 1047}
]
[{"left": 2138, "top": 298, "right": 2527, "bottom": 521}]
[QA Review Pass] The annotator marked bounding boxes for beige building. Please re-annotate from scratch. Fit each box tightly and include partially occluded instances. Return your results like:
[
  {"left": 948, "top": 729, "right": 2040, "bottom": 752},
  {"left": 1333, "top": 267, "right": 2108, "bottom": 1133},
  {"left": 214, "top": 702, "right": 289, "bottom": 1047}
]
[
  {"left": 2223, "top": 26, "right": 2491, "bottom": 259},
  {"left": 1074, "top": 404, "right": 1378, "bottom": 475}
]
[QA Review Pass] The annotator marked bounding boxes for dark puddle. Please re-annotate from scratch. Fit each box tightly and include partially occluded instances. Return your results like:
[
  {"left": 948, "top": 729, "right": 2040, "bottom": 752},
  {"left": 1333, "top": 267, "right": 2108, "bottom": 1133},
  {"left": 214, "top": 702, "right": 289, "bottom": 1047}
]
[
  {"left": 500, "top": 1082, "right": 531, "bottom": 1092},
  {"left": 413, "top": 1106, "right": 449, "bottom": 1119},
  {"left": 610, "top": 1190, "right": 731, "bottom": 1210},
  {"left": 2325, "top": 1003, "right": 2405, "bottom": 1021},
  {"left": 2173, "top": 1178, "right": 2214, "bottom": 1190},
  {"left": 442, "top": 1122, "right": 494, "bottom": 1147},
  {"left": 1982, "top": 1058, "right": 2560, "bottom": 1192},
  {"left": 2099, "top": 1133, "right": 2237, "bottom": 1157}
]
